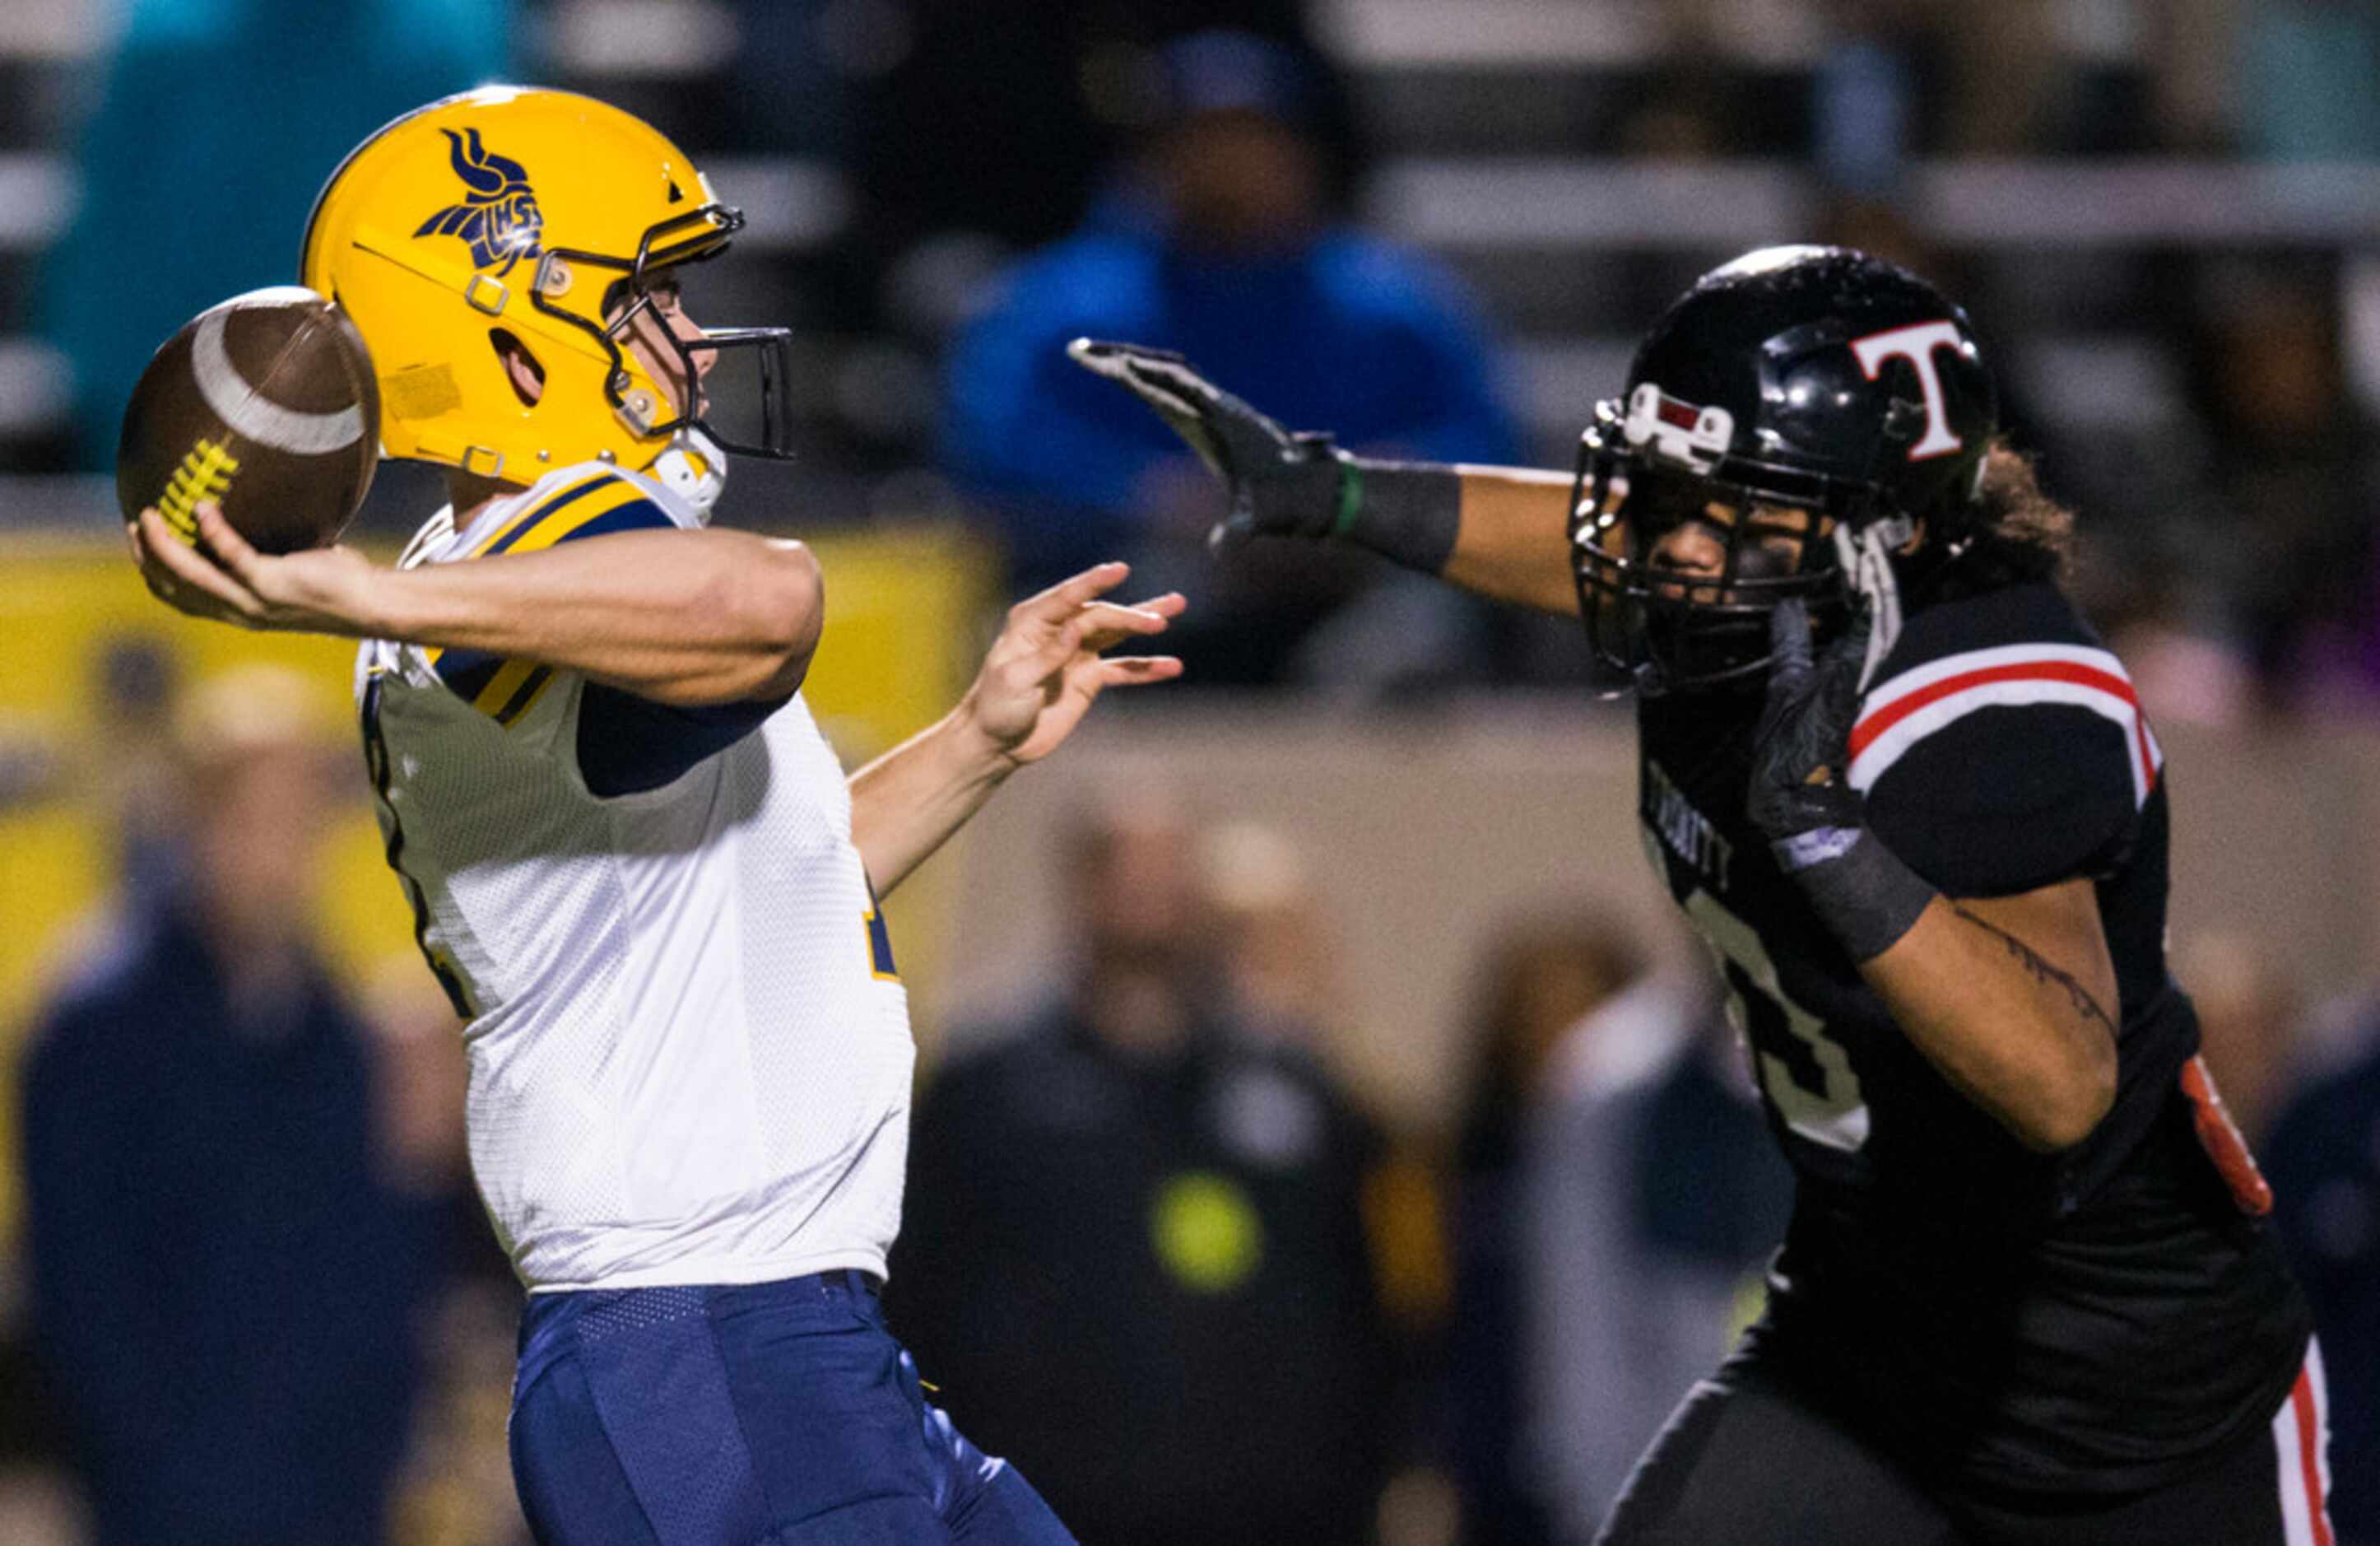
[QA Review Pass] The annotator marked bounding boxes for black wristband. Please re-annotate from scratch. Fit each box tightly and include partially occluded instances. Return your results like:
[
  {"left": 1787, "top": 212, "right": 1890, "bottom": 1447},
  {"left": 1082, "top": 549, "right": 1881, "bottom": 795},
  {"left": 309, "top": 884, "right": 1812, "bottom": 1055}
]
[
  {"left": 1773, "top": 826, "right": 1938, "bottom": 963},
  {"left": 1331, "top": 456, "right": 1462, "bottom": 575}
]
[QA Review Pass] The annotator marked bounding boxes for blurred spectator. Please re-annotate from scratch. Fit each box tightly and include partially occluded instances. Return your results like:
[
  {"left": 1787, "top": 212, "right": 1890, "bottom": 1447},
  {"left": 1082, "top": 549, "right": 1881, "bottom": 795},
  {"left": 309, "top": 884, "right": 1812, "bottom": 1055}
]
[
  {"left": 2168, "top": 260, "right": 2380, "bottom": 704},
  {"left": 16, "top": 665, "right": 444, "bottom": 1545},
  {"left": 1202, "top": 816, "right": 1337, "bottom": 1050},
  {"left": 37, "top": 0, "right": 510, "bottom": 469},
  {"left": 1517, "top": 977, "right": 1792, "bottom": 1544},
  {"left": 2235, "top": 0, "right": 2380, "bottom": 161},
  {"left": 0, "top": 718, "right": 64, "bottom": 820},
  {"left": 941, "top": 28, "right": 1520, "bottom": 687},
  {"left": 388, "top": 1279, "right": 534, "bottom": 1546},
  {"left": 0, "top": 1469, "right": 82, "bottom": 1546},
  {"left": 1445, "top": 911, "right": 1640, "bottom": 1546},
  {"left": 1812, "top": 5, "right": 1918, "bottom": 198},
  {"left": 2145, "top": 0, "right": 2246, "bottom": 151},
  {"left": 83, "top": 636, "right": 182, "bottom": 904},
  {"left": 1197, "top": 813, "right": 1457, "bottom": 1539},
  {"left": 2173, "top": 930, "right": 2305, "bottom": 1146},
  {"left": 710, "top": 0, "right": 863, "bottom": 161},
  {"left": 1445, "top": 912, "right": 1792, "bottom": 1545},
  {"left": 2264, "top": 1001, "right": 2380, "bottom": 1546},
  {"left": 847, "top": 4, "right": 1360, "bottom": 468},
  {"left": 2087, "top": 556, "right": 2261, "bottom": 729},
  {"left": 889, "top": 786, "right": 1400, "bottom": 1545},
  {"left": 1815, "top": 0, "right": 2127, "bottom": 162},
  {"left": 858, "top": 2, "right": 1353, "bottom": 263},
  {"left": 358, "top": 958, "right": 531, "bottom": 1546},
  {"left": 357, "top": 954, "right": 476, "bottom": 1210}
]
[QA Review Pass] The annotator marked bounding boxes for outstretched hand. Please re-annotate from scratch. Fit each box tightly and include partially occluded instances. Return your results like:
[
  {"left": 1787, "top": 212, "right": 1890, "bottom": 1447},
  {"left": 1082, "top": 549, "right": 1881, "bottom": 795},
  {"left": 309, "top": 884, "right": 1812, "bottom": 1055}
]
[
  {"left": 128, "top": 501, "right": 383, "bottom": 636},
  {"left": 1066, "top": 338, "right": 1343, "bottom": 550},
  {"left": 1746, "top": 598, "right": 1872, "bottom": 845},
  {"left": 960, "top": 561, "right": 1185, "bottom": 768}
]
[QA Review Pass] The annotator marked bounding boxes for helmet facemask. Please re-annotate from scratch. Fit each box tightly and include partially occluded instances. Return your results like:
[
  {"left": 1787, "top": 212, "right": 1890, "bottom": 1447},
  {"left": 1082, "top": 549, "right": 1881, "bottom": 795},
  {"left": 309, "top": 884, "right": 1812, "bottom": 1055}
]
[
  {"left": 528, "top": 204, "right": 797, "bottom": 467},
  {"left": 1569, "top": 397, "right": 1891, "bottom": 694}
]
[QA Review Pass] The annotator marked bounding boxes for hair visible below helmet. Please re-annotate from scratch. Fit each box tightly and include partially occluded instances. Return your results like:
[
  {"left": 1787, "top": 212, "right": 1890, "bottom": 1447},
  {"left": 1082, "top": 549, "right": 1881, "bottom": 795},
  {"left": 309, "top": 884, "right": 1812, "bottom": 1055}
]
[
  {"left": 1569, "top": 244, "right": 1999, "bottom": 692},
  {"left": 300, "top": 86, "right": 793, "bottom": 491}
]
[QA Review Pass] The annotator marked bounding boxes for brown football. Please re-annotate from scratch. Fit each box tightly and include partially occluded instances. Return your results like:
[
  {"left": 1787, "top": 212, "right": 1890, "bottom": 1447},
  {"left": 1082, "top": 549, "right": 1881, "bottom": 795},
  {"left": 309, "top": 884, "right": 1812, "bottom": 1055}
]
[{"left": 115, "top": 286, "right": 381, "bottom": 555}]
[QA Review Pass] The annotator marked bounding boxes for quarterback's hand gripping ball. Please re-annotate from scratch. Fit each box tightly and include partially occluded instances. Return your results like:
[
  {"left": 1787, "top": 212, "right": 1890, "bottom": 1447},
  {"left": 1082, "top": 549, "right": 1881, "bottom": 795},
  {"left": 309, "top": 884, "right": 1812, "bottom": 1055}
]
[
  {"left": 117, "top": 286, "right": 381, "bottom": 556},
  {"left": 1066, "top": 338, "right": 1344, "bottom": 549}
]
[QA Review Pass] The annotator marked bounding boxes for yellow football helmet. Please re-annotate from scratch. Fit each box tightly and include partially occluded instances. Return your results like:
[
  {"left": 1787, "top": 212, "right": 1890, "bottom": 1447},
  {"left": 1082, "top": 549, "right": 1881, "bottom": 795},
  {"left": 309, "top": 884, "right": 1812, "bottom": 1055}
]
[{"left": 300, "top": 86, "right": 793, "bottom": 501}]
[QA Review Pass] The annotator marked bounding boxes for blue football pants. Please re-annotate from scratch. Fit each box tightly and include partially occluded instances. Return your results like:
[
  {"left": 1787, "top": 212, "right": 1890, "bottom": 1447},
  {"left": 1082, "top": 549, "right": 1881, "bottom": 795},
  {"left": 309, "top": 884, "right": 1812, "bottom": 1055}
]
[{"left": 509, "top": 1271, "right": 1076, "bottom": 1545}]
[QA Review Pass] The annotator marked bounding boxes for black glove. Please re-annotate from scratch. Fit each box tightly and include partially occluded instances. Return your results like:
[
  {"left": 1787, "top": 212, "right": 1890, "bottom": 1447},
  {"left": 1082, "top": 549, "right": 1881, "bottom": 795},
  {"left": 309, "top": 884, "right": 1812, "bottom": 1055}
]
[
  {"left": 1748, "top": 598, "right": 1870, "bottom": 841},
  {"left": 1067, "top": 338, "right": 1460, "bottom": 572},
  {"left": 1749, "top": 598, "right": 1936, "bottom": 962}
]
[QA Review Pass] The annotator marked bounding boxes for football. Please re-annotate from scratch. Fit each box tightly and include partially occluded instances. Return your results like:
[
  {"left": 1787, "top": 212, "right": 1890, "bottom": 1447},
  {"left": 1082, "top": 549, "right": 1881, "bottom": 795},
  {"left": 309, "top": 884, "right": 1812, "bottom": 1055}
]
[{"left": 114, "top": 286, "right": 381, "bottom": 555}]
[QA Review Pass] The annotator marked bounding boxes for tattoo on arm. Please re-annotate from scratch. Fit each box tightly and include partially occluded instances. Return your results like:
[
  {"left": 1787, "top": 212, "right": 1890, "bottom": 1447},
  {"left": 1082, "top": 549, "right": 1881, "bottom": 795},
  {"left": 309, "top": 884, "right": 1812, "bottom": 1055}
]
[{"left": 1950, "top": 905, "right": 2118, "bottom": 1036}]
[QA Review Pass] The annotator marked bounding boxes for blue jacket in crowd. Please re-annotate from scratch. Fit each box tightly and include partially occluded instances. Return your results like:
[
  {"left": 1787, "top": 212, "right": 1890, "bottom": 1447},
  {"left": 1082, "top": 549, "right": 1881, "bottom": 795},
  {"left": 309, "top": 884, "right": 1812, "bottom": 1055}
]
[{"left": 944, "top": 218, "right": 1522, "bottom": 590}]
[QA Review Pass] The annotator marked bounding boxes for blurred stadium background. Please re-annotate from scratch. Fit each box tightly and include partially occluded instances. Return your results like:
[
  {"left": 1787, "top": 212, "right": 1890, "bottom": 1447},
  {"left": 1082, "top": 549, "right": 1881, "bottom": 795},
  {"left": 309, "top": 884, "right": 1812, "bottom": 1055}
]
[{"left": 3, "top": 1, "right": 2379, "bottom": 1543}]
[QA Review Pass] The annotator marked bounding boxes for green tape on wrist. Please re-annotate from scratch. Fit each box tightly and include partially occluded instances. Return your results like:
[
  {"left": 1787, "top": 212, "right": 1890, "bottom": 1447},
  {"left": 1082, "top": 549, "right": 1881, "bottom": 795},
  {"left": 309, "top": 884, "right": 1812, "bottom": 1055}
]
[
  {"left": 1330, "top": 456, "right": 1462, "bottom": 574},
  {"left": 1331, "top": 459, "right": 1365, "bottom": 540}
]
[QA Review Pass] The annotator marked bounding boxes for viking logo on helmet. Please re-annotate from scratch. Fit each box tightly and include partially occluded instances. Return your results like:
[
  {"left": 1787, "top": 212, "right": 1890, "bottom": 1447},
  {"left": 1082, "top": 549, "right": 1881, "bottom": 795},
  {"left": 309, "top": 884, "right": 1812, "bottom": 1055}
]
[{"left": 414, "top": 128, "right": 543, "bottom": 276}]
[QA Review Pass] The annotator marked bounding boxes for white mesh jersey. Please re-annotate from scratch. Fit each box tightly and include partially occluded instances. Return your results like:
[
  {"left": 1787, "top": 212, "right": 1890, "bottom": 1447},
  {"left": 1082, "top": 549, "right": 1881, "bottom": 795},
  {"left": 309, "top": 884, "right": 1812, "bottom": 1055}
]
[{"left": 355, "top": 463, "right": 913, "bottom": 1292}]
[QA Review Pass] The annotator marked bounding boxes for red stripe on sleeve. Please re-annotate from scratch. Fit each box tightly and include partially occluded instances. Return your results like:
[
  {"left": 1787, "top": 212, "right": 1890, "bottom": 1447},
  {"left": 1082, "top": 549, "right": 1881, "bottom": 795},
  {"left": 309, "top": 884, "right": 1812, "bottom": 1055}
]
[{"left": 1852, "top": 661, "right": 2141, "bottom": 758}]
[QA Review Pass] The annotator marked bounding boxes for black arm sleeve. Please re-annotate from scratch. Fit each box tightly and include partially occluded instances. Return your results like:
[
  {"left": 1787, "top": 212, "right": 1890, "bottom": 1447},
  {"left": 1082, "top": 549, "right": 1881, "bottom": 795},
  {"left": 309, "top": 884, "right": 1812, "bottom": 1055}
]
[{"left": 576, "top": 686, "right": 790, "bottom": 798}]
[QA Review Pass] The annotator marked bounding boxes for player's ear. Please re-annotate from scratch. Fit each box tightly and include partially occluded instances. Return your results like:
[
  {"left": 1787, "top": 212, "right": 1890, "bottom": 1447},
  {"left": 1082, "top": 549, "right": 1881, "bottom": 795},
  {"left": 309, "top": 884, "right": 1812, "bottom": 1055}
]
[
  {"left": 490, "top": 328, "right": 546, "bottom": 407},
  {"left": 1898, "top": 516, "right": 1926, "bottom": 556}
]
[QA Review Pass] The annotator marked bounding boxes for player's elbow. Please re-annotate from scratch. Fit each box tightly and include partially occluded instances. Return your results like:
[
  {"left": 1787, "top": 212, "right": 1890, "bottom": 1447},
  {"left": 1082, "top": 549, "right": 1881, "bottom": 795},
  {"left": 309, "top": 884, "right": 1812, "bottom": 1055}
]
[
  {"left": 741, "top": 539, "right": 825, "bottom": 699},
  {"left": 2014, "top": 1037, "right": 2117, "bottom": 1153}
]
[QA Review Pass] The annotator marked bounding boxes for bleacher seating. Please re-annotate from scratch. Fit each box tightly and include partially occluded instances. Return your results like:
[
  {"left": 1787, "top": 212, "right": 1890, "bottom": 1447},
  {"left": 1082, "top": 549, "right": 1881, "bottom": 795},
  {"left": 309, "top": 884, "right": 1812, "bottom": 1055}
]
[{"left": 2, "top": 0, "right": 2372, "bottom": 532}]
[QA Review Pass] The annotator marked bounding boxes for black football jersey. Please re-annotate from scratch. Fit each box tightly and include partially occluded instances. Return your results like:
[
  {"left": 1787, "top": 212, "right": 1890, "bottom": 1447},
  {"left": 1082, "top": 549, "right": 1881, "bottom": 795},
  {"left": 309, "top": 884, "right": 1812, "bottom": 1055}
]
[{"left": 1635, "top": 580, "right": 2310, "bottom": 1496}]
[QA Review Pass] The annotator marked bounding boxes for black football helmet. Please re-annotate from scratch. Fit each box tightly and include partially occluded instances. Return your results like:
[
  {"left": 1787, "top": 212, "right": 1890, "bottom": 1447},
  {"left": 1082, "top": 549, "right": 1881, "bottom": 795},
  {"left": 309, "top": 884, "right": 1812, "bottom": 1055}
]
[{"left": 1571, "top": 244, "right": 1999, "bottom": 692}]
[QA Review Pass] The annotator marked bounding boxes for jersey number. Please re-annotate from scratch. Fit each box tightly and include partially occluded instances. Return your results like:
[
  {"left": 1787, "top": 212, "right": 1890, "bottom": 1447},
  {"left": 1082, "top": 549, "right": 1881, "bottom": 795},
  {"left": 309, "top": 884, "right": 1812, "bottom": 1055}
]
[{"left": 1685, "top": 889, "right": 1871, "bottom": 1153}]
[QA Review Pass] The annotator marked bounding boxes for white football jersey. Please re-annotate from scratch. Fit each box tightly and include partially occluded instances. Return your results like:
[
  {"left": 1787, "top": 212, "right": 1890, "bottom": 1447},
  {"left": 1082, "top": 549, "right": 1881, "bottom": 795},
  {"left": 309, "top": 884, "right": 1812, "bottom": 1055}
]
[{"left": 355, "top": 463, "right": 913, "bottom": 1292}]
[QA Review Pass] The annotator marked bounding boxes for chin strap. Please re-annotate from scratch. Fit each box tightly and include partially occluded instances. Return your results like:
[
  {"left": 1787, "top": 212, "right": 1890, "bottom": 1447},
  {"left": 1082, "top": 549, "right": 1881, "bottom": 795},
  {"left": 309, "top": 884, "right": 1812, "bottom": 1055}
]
[
  {"left": 1832, "top": 515, "right": 1911, "bottom": 691},
  {"left": 646, "top": 428, "right": 728, "bottom": 521}
]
